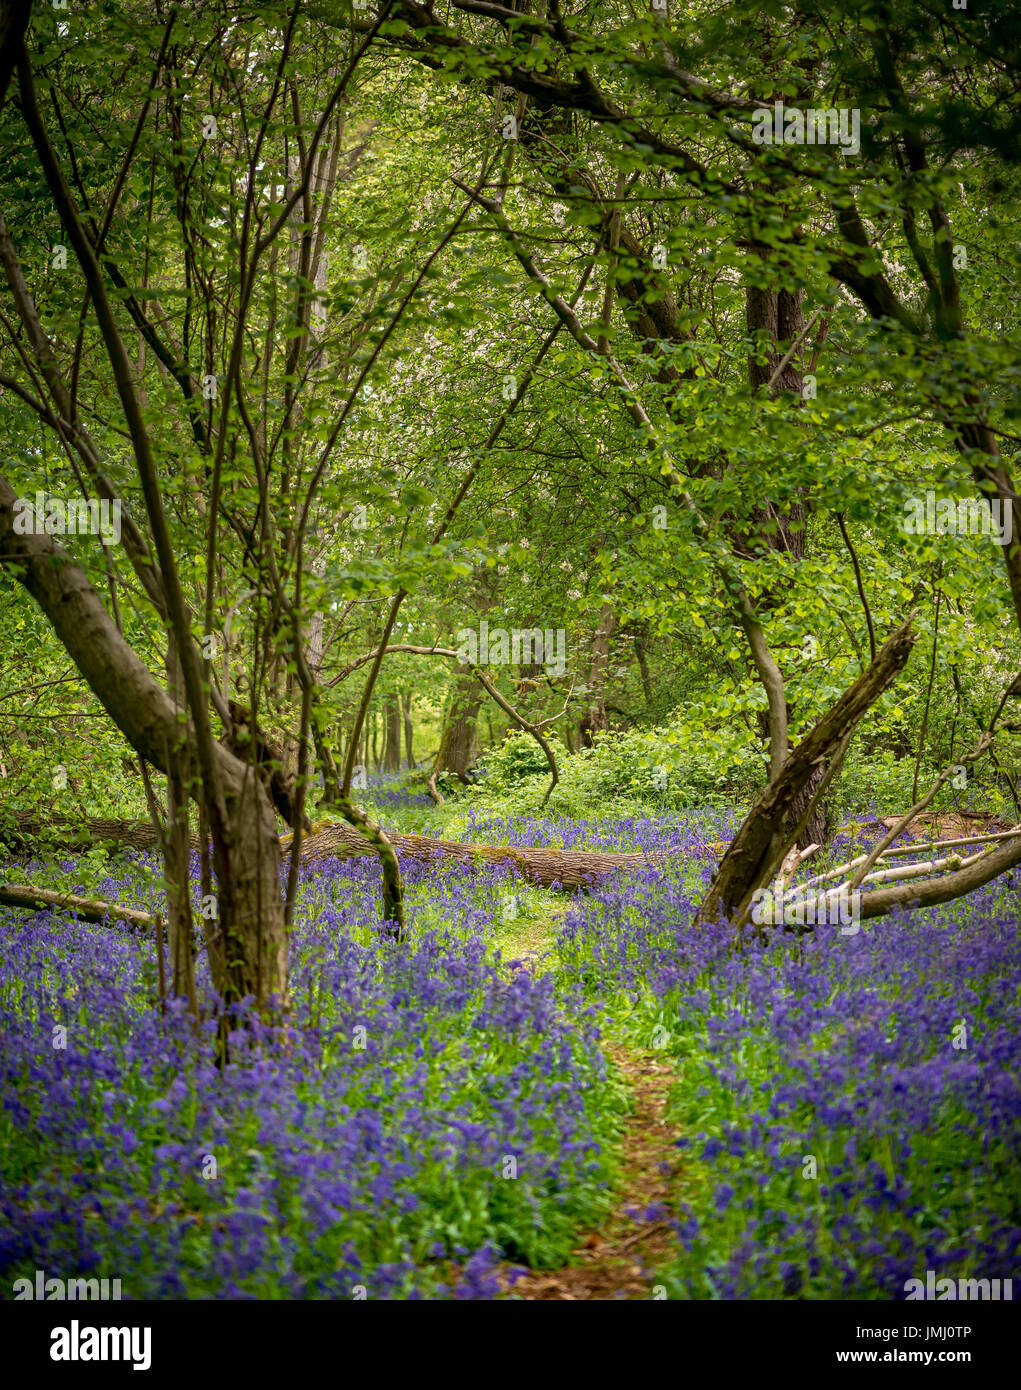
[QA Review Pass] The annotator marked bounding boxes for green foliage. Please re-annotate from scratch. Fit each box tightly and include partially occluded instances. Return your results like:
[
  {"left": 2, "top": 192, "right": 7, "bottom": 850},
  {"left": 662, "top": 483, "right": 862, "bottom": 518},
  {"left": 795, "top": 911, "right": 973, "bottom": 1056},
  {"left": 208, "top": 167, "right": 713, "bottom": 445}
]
[
  {"left": 474, "top": 732, "right": 554, "bottom": 790},
  {"left": 465, "top": 722, "right": 763, "bottom": 818}
]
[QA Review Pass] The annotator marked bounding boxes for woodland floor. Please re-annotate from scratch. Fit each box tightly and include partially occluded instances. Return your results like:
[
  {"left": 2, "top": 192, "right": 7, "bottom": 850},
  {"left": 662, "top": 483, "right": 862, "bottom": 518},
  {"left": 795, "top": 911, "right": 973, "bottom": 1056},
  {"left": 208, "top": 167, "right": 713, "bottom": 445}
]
[
  {"left": 502, "top": 1042, "right": 682, "bottom": 1300},
  {"left": 494, "top": 908, "right": 687, "bottom": 1300},
  {"left": 5, "top": 807, "right": 1019, "bottom": 1300}
]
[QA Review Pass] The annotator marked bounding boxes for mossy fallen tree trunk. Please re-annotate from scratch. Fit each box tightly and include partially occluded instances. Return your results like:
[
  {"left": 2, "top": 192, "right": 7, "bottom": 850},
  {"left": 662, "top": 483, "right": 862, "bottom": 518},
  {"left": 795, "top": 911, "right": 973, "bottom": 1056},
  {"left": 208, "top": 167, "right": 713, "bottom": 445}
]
[
  {"left": 292, "top": 823, "right": 667, "bottom": 889},
  {"left": 2, "top": 812, "right": 675, "bottom": 891},
  {"left": 3, "top": 815, "right": 166, "bottom": 856},
  {"left": 0, "top": 881, "right": 154, "bottom": 929}
]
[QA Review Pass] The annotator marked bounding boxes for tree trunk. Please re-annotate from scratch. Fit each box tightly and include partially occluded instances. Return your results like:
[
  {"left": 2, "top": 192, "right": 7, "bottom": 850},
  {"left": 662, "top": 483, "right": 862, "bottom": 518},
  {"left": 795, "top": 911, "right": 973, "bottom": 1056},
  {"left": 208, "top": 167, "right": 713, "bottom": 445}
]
[
  {"left": 3, "top": 810, "right": 680, "bottom": 893},
  {"left": 742, "top": 281, "right": 810, "bottom": 558},
  {"left": 371, "top": 707, "right": 381, "bottom": 772},
  {"left": 0, "top": 882, "right": 154, "bottom": 929},
  {"left": 383, "top": 693, "right": 402, "bottom": 771},
  {"left": 742, "top": 277, "right": 827, "bottom": 847},
  {"left": 218, "top": 778, "right": 288, "bottom": 1002},
  {"left": 579, "top": 603, "right": 616, "bottom": 748},
  {"left": 402, "top": 688, "right": 415, "bottom": 768},
  {"left": 282, "top": 571, "right": 325, "bottom": 785},
  {"left": 434, "top": 672, "right": 482, "bottom": 782},
  {"left": 163, "top": 642, "right": 198, "bottom": 1005},
  {"left": 786, "top": 764, "right": 829, "bottom": 849},
  {"left": 697, "top": 617, "right": 918, "bottom": 928},
  {"left": 0, "top": 474, "right": 288, "bottom": 1007}
]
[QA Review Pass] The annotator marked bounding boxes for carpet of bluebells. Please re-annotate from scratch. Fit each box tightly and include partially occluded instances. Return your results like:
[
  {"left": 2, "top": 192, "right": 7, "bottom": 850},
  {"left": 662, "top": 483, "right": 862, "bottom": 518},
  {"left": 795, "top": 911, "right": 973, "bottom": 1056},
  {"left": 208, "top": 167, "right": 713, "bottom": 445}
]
[
  {"left": 2, "top": 807, "right": 1020, "bottom": 1299},
  {"left": 557, "top": 849, "right": 1021, "bottom": 1298},
  {"left": 0, "top": 850, "right": 619, "bottom": 1299}
]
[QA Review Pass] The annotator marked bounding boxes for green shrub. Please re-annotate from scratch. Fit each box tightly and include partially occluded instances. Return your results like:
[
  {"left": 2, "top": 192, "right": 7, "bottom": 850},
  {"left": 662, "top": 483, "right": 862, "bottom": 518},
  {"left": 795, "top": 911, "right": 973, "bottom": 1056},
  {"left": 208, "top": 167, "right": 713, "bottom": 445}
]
[{"left": 468, "top": 723, "right": 765, "bottom": 815}]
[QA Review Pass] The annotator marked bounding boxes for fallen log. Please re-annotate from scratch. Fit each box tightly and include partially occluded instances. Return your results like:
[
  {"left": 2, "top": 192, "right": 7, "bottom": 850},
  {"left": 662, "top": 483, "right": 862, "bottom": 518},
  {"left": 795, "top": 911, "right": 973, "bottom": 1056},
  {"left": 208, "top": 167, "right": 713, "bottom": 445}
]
[
  {"left": 0, "top": 881, "right": 154, "bottom": 929},
  {"left": 2, "top": 814, "right": 167, "bottom": 856},
  {"left": 287, "top": 823, "right": 672, "bottom": 889},
  {"left": 2, "top": 811, "right": 692, "bottom": 891}
]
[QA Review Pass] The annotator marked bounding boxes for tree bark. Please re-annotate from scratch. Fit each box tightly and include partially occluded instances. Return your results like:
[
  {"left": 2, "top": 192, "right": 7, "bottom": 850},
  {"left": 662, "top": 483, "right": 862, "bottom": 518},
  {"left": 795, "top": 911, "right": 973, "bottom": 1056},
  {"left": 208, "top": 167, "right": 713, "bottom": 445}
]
[
  {"left": 0, "top": 882, "right": 154, "bottom": 929},
  {"left": 579, "top": 603, "right": 616, "bottom": 748},
  {"left": 162, "top": 639, "right": 198, "bottom": 1004},
  {"left": 0, "top": 0, "right": 30, "bottom": 111},
  {"left": 0, "top": 475, "right": 288, "bottom": 1006},
  {"left": 697, "top": 616, "right": 918, "bottom": 928},
  {"left": 402, "top": 688, "right": 415, "bottom": 768},
  {"left": 434, "top": 672, "right": 482, "bottom": 781},
  {"left": 742, "top": 276, "right": 827, "bottom": 846},
  {"left": 383, "top": 693, "right": 402, "bottom": 771},
  {"left": 3, "top": 811, "right": 680, "bottom": 893}
]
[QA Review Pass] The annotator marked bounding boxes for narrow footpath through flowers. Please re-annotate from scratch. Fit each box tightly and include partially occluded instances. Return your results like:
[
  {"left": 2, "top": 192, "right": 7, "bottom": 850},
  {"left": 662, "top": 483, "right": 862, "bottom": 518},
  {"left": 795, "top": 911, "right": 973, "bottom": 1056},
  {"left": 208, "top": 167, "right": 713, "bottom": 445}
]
[
  {"left": 494, "top": 903, "right": 686, "bottom": 1301},
  {"left": 503, "top": 1042, "right": 682, "bottom": 1299}
]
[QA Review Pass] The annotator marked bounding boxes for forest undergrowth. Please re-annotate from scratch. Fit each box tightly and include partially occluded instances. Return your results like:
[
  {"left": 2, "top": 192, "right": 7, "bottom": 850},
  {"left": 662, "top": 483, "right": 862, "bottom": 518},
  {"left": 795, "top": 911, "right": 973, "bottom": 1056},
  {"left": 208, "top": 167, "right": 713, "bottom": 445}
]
[{"left": 3, "top": 797, "right": 1018, "bottom": 1300}]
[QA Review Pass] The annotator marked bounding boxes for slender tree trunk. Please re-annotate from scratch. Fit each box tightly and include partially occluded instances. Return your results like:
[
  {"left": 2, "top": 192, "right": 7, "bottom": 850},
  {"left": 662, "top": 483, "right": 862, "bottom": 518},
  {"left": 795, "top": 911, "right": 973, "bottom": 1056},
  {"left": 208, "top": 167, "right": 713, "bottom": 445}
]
[
  {"left": 579, "top": 603, "right": 616, "bottom": 748},
  {"left": 163, "top": 639, "right": 197, "bottom": 1005},
  {"left": 383, "top": 693, "right": 402, "bottom": 771},
  {"left": 744, "top": 277, "right": 827, "bottom": 846},
  {"left": 434, "top": 673, "right": 482, "bottom": 781},
  {"left": 401, "top": 688, "right": 415, "bottom": 768},
  {"left": 0, "top": 475, "right": 288, "bottom": 1007},
  {"left": 282, "top": 566, "right": 325, "bottom": 782}
]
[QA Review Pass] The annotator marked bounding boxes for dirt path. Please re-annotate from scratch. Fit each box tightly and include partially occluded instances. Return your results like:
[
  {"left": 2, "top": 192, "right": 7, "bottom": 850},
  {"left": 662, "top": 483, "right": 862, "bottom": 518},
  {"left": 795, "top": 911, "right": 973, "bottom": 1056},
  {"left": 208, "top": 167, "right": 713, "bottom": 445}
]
[
  {"left": 491, "top": 899, "right": 685, "bottom": 1299},
  {"left": 502, "top": 1042, "right": 683, "bottom": 1300}
]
